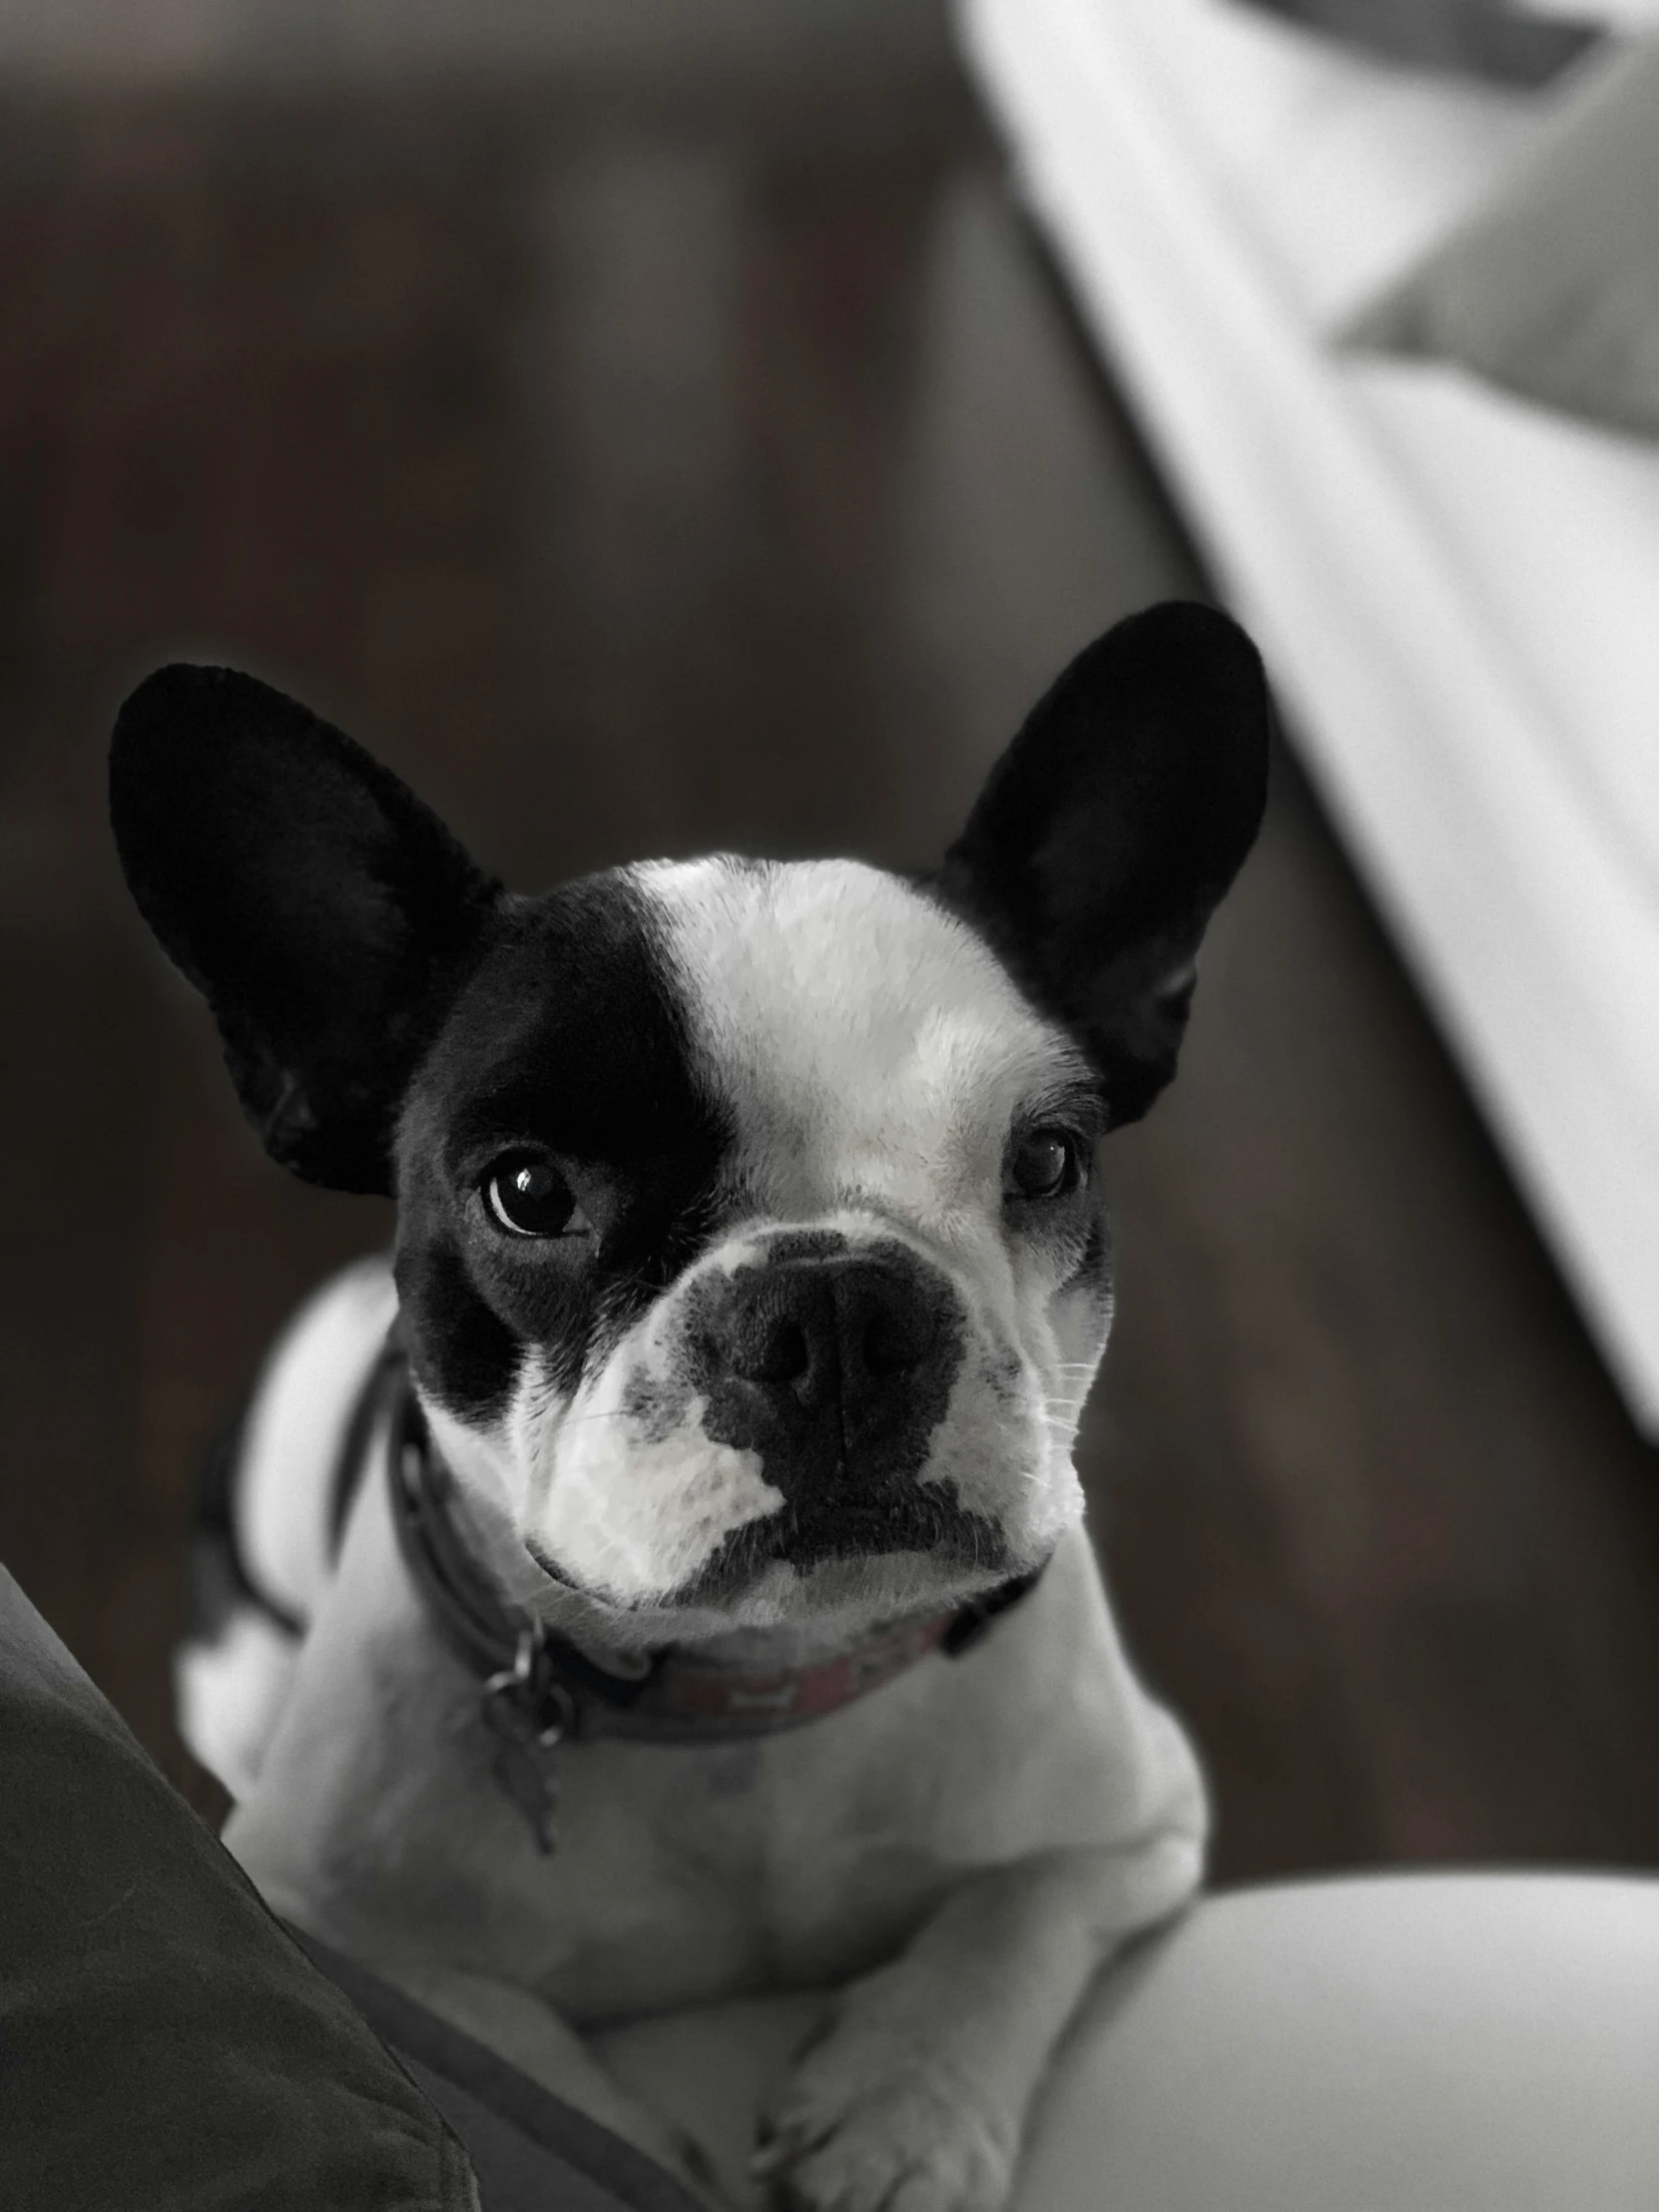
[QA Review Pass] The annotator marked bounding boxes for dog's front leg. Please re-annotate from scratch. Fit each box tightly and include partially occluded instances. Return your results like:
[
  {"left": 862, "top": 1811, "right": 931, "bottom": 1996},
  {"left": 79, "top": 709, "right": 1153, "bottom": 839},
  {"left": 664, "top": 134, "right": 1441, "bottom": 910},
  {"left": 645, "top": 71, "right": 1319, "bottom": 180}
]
[{"left": 758, "top": 1835, "right": 1199, "bottom": 2212}]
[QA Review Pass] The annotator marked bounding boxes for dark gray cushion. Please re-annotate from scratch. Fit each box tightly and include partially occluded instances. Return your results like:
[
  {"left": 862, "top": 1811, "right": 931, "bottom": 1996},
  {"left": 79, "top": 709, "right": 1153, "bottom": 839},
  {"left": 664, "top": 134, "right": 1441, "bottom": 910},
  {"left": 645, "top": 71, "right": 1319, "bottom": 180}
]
[
  {"left": 1342, "top": 36, "right": 1659, "bottom": 437},
  {"left": 1238, "top": 0, "right": 1600, "bottom": 82},
  {"left": 0, "top": 1560, "right": 478, "bottom": 2211}
]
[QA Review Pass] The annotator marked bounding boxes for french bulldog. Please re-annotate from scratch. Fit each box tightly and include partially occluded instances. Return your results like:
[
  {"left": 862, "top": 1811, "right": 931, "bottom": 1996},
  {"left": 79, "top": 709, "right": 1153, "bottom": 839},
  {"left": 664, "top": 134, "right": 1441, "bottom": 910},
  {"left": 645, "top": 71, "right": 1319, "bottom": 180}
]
[{"left": 111, "top": 601, "right": 1269, "bottom": 2212}]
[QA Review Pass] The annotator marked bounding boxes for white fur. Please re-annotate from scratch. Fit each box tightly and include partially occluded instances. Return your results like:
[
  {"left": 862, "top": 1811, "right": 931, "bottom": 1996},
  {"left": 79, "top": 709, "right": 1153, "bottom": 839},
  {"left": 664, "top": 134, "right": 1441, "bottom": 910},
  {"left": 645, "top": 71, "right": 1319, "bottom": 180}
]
[
  {"left": 175, "top": 1256, "right": 398, "bottom": 1797},
  {"left": 174, "top": 1604, "right": 301, "bottom": 1804},
  {"left": 237, "top": 1255, "right": 399, "bottom": 1624},
  {"left": 537, "top": 1373, "right": 782, "bottom": 1600},
  {"left": 642, "top": 858, "right": 1087, "bottom": 1237}
]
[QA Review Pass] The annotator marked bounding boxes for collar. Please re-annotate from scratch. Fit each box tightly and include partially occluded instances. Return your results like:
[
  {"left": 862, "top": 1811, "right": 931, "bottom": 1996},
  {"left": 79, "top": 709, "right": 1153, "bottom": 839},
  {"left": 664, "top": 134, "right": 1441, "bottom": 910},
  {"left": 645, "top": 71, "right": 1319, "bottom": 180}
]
[{"left": 373, "top": 1349, "right": 1043, "bottom": 1853}]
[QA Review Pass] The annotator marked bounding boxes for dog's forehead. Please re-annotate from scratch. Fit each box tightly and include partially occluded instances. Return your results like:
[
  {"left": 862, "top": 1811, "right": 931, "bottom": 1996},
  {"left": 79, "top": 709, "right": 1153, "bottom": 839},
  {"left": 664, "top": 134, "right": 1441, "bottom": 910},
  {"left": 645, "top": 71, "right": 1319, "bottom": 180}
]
[{"left": 638, "top": 857, "right": 1082, "bottom": 1185}]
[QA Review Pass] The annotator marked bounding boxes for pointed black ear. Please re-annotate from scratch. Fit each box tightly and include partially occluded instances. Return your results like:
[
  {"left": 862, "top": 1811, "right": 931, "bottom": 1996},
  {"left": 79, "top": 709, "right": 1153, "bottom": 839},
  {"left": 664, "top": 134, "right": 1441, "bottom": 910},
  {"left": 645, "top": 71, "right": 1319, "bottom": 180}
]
[
  {"left": 938, "top": 602, "right": 1270, "bottom": 1127},
  {"left": 110, "top": 665, "right": 502, "bottom": 1193}
]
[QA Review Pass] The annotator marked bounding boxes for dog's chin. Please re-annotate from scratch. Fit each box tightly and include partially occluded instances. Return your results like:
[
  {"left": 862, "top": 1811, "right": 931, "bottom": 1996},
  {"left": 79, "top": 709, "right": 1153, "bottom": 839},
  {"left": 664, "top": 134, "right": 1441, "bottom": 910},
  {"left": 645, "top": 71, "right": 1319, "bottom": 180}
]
[{"left": 664, "top": 1547, "right": 1019, "bottom": 1649}]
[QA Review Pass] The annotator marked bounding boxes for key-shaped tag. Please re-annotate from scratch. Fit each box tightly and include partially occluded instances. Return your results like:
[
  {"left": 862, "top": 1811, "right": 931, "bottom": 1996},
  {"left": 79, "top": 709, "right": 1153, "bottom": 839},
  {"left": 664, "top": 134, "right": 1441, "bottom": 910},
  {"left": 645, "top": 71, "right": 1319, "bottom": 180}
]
[
  {"left": 482, "top": 1688, "right": 562, "bottom": 1855},
  {"left": 482, "top": 1631, "right": 574, "bottom": 1856}
]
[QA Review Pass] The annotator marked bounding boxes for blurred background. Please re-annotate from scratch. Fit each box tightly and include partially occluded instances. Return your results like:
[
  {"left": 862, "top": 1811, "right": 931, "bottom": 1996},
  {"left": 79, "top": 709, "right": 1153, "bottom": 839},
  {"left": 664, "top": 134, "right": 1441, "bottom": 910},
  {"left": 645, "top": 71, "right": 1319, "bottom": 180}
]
[{"left": 2, "top": 0, "right": 1657, "bottom": 1879}]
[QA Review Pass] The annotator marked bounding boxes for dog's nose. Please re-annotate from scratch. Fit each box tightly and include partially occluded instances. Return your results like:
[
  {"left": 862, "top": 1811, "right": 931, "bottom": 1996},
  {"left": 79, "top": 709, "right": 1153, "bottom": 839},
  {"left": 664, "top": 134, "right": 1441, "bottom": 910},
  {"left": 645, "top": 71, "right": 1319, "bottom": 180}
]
[
  {"left": 714, "top": 1254, "right": 945, "bottom": 1416},
  {"left": 690, "top": 1238, "right": 971, "bottom": 1540}
]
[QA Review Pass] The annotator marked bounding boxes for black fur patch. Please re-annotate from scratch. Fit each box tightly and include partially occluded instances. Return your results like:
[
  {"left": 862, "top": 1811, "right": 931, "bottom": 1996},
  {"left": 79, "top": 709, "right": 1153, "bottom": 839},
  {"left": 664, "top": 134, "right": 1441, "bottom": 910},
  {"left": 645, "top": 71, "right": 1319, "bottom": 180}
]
[
  {"left": 394, "top": 1242, "right": 527, "bottom": 1425},
  {"left": 1069, "top": 1207, "right": 1113, "bottom": 1296},
  {"left": 393, "top": 872, "right": 731, "bottom": 1425}
]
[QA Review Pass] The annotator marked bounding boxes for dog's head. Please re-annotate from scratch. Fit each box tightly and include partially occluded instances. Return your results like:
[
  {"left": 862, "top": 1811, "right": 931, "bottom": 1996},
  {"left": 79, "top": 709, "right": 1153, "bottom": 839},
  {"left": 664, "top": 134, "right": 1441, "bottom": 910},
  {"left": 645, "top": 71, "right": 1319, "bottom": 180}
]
[{"left": 111, "top": 605, "right": 1268, "bottom": 1644}]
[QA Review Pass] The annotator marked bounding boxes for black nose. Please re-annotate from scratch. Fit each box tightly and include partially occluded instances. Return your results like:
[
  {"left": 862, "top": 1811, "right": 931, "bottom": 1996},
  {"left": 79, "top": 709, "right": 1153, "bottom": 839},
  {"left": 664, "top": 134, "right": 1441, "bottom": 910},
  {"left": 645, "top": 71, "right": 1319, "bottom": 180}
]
[
  {"left": 687, "top": 1238, "right": 974, "bottom": 1557},
  {"left": 713, "top": 1253, "right": 947, "bottom": 1417}
]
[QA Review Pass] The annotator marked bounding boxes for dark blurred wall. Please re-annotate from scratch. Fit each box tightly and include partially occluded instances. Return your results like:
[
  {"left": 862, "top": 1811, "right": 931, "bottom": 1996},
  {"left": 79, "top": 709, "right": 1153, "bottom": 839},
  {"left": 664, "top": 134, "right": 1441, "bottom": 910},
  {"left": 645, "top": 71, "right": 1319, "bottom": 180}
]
[{"left": 0, "top": 1, "right": 951, "bottom": 86}]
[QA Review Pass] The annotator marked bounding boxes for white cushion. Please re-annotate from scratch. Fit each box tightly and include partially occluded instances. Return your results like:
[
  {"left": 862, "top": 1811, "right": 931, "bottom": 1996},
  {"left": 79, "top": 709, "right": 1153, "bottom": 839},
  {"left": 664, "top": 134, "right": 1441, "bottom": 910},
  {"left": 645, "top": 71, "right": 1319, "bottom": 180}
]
[
  {"left": 1029, "top": 1872, "right": 1659, "bottom": 2210},
  {"left": 600, "top": 1874, "right": 1659, "bottom": 2210}
]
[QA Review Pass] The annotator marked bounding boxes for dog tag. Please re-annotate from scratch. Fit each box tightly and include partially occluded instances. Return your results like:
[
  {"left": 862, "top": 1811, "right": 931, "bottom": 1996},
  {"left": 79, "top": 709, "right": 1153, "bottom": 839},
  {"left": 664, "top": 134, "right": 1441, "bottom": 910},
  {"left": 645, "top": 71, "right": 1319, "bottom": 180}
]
[
  {"left": 481, "top": 1633, "right": 574, "bottom": 1856},
  {"left": 483, "top": 1692, "right": 563, "bottom": 1855}
]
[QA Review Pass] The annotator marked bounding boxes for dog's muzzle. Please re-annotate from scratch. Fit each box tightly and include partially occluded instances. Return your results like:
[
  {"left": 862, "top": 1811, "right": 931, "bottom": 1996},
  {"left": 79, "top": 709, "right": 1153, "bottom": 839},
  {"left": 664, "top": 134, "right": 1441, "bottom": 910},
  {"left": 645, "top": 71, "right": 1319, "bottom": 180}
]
[{"left": 683, "top": 1235, "right": 990, "bottom": 1569}]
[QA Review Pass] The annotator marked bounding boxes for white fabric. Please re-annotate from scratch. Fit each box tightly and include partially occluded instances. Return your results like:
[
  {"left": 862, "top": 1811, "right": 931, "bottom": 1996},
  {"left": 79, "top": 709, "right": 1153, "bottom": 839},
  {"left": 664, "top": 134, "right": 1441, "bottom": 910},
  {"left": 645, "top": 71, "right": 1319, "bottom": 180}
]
[
  {"left": 1104, "top": 0, "right": 1547, "bottom": 327},
  {"left": 958, "top": 0, "right": 1659, "bottom": 1427},
  {"left": 1068, "top": 0, "right": 1659, "bottom": 897},
  {"left": 600, "top": 1874, "right": 1659, "bottom": 2211},
  {"left": 1351, "top": 358, "right": 1659, "bottom": 901},
  {"left": 1024, "top": 1874, "right": 1659, "bottom": 2211},
  {"left": 1523, "top": 2, "right": 1659, "bottom": 24}
]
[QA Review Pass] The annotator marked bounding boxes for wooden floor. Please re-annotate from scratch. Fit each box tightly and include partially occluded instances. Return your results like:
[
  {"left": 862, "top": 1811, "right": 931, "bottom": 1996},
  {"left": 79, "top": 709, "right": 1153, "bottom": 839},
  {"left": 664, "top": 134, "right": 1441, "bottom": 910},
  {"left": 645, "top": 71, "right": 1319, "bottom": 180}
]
[{"left": 1, "top": 50, "right": 1656, "bottom": 1878}]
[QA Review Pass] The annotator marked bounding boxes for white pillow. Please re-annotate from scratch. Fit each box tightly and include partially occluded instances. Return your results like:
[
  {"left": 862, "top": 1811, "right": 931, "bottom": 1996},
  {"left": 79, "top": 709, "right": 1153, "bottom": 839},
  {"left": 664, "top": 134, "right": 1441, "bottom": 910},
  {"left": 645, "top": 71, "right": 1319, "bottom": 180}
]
[
  {"left": 1235, "top": 0, "right": 1599, "bottom": 79},
  {"left": 1341, "top": 36, "right": 1659, "bottom": 437}
]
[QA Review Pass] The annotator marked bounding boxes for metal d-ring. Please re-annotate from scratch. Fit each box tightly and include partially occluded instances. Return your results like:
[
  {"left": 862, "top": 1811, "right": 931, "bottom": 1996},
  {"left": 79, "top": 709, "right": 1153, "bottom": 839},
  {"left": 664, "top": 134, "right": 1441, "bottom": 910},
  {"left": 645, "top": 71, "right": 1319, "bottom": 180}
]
[{"left": 484, "top": 1624, "right": 539, "bottom": 1703}]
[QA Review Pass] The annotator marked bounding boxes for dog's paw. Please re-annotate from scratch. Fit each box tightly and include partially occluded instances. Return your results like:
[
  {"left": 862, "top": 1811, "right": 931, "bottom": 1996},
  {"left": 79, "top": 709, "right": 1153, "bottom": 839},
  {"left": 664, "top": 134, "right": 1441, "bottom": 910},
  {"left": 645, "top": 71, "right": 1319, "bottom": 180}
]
[{"left": 755, "top": 2021, "right": 1016, "bottom": 2212}]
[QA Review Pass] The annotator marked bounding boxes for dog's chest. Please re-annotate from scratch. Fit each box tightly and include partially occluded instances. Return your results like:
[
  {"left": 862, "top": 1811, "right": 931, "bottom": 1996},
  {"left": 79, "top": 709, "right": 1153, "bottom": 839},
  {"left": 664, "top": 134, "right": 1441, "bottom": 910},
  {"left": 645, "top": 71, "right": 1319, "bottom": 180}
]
[
  {"left": 227, "top": 1478, "right": 976, "bottom": 2013},
  {"left": 229, "top": 1485, "right": 1175, "bottom": 2024},
  {"left": 265, "top": 1688, "right": 981, "bottom": 2022},
  {"left": 485, "top": 1723, "right": 964, "bottom": 2019},
  {"left": 425, "top": 1621, "right": 1064, "bottom": 2019}
]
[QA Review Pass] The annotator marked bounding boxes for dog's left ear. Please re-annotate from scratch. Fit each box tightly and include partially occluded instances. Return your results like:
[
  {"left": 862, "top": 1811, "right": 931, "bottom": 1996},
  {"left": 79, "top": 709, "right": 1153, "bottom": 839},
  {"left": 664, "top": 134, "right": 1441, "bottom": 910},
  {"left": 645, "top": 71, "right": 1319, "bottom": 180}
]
[
  {"left": 110, "top": 664, "right": 502, "bottom": 1193},
  {"left": 938, "top": 602, "right": 1270, "bottom": 1127}
]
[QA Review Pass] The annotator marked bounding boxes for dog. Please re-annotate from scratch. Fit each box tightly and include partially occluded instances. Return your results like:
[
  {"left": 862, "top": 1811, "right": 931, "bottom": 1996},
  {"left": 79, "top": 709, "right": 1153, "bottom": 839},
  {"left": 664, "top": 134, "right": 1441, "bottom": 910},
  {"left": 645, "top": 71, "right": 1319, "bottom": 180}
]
[{"left": 111, "top": 600, "right": 1268, "bottom": 2212}]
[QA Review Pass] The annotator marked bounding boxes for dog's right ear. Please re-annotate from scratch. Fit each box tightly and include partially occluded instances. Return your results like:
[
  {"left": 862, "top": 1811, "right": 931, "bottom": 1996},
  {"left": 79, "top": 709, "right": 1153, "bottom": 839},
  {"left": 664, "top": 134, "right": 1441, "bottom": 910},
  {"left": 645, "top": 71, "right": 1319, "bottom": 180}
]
[
  {"left": 110, "top": 665, "right": 502, "bottom": 1194},
  {"left": 938, "top": 602, "right": 1270, "bottom": 1127}
]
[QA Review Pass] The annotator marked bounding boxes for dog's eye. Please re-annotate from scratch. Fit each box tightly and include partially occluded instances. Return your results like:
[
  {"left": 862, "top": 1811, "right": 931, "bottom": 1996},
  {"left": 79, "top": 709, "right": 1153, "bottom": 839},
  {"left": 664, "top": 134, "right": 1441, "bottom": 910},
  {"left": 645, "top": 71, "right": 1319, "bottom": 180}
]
[
  {"left": 1008, "top": 1128, "right": 1078, "bottom": 1202},
  {"left": 483, "top": 1158, "right": 589, "bottom": 1239}
]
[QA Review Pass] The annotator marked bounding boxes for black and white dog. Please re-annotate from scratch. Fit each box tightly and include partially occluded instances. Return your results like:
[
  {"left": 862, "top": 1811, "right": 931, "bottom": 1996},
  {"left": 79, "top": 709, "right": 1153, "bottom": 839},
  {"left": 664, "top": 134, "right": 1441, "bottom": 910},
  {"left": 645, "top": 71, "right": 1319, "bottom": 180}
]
[{"left": 112, "top": 602, "right": 1268, "bottom": 2211}]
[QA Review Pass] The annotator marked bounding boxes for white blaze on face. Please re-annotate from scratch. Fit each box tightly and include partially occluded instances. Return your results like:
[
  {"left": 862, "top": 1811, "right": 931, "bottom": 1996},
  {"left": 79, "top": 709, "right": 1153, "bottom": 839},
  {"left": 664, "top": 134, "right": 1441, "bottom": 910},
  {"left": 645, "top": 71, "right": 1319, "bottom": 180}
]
[
  {"left": 638, "top": 856, "right": 1079, "bottom": 1236},
  {"left": 631, "top": 857, "right": 1100, "bottom": 1564}
]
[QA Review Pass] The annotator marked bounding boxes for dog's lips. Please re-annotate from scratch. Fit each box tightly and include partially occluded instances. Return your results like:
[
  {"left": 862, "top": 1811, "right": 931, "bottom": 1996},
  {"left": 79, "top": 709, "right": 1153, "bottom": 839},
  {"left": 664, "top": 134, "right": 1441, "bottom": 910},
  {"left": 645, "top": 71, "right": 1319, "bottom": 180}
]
[
  {"left": 679, "top": 1488, "right": 1011, "bottom": 1599},
  {"left": 524, "top": 1534, "right": 593, "bottom": 1592}
]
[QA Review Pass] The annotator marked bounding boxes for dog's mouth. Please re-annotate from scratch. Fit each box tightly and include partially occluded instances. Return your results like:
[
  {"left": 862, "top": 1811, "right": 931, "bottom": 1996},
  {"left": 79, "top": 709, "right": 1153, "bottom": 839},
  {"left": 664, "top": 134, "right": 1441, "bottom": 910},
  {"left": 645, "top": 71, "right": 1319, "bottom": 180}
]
[
  {"left": 524, "top": 1534, "right": 598, "bottom": 1594},
  {"left": 671, "top": 1483, "right": 1012, "bottom": 1603},
  {"left": 524, "top": 1488, "right": 1009, "bottom": 1617}
]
